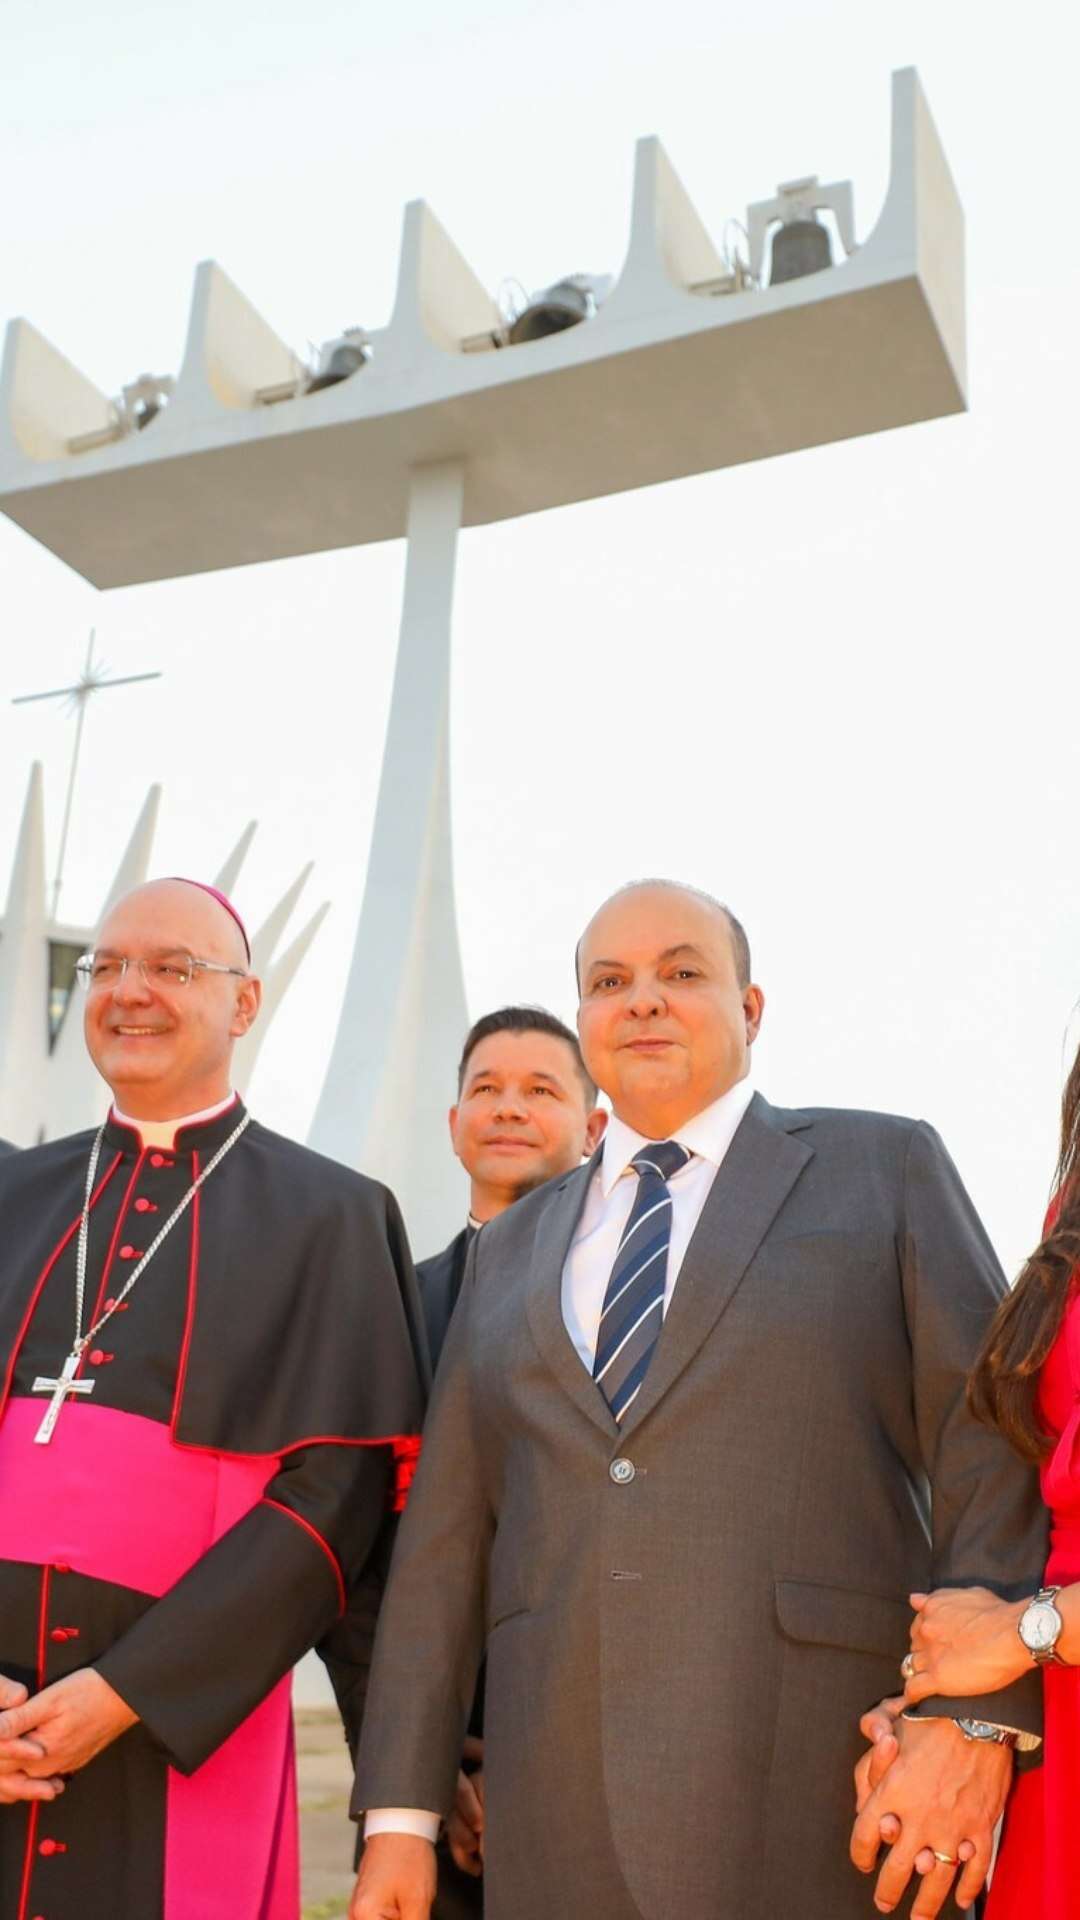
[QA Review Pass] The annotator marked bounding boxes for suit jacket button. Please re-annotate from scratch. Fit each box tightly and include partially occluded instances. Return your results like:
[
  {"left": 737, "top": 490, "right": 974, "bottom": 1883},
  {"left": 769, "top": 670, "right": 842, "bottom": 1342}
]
[{"left": 609, "top": 1457, "right": 635, "bottom": 1484}]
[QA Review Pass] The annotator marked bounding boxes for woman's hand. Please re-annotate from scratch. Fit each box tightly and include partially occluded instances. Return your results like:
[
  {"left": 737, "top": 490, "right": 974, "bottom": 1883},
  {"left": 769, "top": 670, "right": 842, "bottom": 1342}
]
[{"left": 903, "top": 1588, "right": 1029, "bottom": 1704}]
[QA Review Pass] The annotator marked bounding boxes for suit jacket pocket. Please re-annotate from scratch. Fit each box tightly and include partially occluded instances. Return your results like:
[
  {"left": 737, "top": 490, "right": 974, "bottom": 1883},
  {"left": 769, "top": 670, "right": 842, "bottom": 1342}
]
[{"left": 775, "top": 1578, "right": 911, "bottom": 1659}]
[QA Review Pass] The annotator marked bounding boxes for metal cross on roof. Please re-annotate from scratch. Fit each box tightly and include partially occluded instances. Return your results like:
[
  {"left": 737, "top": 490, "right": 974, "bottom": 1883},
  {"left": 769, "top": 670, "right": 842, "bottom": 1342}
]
[{"left": 12, "top": 629, "right": 162, "bottom": 919}]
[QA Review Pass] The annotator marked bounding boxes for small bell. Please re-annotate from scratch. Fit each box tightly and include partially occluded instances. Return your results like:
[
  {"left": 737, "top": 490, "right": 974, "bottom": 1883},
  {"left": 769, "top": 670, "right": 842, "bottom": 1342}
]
[
  {"left": 307, "top": 332, "right": 369, "bottom": 393},
  {"left": 768, "top": 217, "right": 833, "bottom": 285},
  {"left": 507, "top": 277, "right": 594, "bottom": 346}
]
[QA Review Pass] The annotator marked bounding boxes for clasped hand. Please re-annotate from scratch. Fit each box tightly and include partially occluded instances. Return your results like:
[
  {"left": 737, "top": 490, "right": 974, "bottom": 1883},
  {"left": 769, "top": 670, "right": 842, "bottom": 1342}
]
[
  {"left": 851, "top": 1706, "right": 1010, "bottom": 1917},
  {"left": 850, "top": 1583, "right": 1032, "bottom": 1913},
  {"left": 903, "top": 1586, "right": 1028, "bottom": 1705},
  {"left": 0, "top": 1668, "right": 137, "bottom": 1803},
  {"left": 0, "top": 1675, "right": 64, "bottom": 1805}
]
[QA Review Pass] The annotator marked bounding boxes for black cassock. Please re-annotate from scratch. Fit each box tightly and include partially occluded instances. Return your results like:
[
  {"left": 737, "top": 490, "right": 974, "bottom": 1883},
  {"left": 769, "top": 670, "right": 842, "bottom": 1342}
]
[{"left": 0, "top": 1100, "right": 425, "bottom": 1920}]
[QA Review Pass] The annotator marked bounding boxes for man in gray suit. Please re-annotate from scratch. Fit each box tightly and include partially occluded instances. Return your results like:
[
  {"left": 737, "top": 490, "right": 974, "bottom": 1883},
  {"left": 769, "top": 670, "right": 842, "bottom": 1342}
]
[{"left": 349, "top": 881, "right": 1046, "bottom": 1920}]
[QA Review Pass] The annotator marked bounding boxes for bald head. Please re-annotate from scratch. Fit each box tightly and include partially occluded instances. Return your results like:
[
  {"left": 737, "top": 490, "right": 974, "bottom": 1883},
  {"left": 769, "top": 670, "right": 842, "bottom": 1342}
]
[
  {"left": 97, "top": 879, "right": 251, "bottom": 971},
  {"left": 576, "top": 880, "right": 751, "bottom": 992},
  {"left": 575, "top": 879, "right": 764, "bottom": 1137},
  {"left": 84, "top": 878, "right": 261, "bottom": 1120}
]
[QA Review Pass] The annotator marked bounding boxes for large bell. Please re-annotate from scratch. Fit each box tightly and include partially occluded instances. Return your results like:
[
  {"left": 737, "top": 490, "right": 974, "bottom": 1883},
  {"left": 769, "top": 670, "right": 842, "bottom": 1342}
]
[
  {"left": 308, "top": 336, "right": 368, "bottom": 393},
  {"left": 507, "top": 278, "right": 593, "bottom": 346},
  {"left": 768, "top": 217, "right": 833, "bottom": 286}
]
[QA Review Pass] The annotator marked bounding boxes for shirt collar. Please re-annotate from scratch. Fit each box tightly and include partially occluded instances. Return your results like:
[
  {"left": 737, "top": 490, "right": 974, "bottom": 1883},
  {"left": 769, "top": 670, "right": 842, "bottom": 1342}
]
[
  {"left": 599, "top": 1077, "right": 756, "bottom": 1198},
  {"left": 108, "top": 1091, "right": 240, "bottom": 1151}
]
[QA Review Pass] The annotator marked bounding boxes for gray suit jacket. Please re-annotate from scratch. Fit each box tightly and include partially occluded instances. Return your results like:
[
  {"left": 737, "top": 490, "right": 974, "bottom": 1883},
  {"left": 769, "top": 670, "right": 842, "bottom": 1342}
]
[{"left": 354, "top": 1097, "right": 1047, "bottom": 1920}]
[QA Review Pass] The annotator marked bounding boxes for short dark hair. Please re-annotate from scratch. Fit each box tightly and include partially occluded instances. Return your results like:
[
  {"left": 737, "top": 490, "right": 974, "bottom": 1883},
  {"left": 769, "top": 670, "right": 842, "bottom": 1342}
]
[
  {"left": 457, "top": 1005, "right": 597, "bottom": 1105},
  {"left": 575, "top": 881, "right": 752, "bottom": 990}
]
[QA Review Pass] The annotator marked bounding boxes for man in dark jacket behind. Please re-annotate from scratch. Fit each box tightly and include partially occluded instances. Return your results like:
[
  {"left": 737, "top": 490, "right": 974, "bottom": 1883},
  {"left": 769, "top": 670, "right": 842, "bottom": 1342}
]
[{"left": 414, "top": 1004, "right": 605, "bottom": 1917}]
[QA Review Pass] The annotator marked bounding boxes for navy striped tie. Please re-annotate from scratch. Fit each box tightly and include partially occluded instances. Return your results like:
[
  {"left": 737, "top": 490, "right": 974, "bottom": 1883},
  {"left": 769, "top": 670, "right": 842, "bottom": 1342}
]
[{"left": 593, "top": 1140, "right": 692, "bottom": 1422}]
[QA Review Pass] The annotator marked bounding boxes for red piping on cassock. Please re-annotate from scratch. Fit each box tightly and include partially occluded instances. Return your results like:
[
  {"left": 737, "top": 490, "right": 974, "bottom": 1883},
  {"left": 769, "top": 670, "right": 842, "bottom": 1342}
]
[
  {"left": 81, "top": 1148, "right": 148, "bottom": 1377},
  {"left": 168, "top": 1158, "right": 201, "bottom": 1433},
  {"left": 261, "top": 1497, "right": 347, "bottom": 1615},
  {"left": 16, "top": 1565, "right": 54, "bottom": 1920},
  {"left": 0, "top": 1152, "right": 124, "bottom": 1423},
  {"left": 391, "top": 1435, "right": 423, "bottom": 1513}
]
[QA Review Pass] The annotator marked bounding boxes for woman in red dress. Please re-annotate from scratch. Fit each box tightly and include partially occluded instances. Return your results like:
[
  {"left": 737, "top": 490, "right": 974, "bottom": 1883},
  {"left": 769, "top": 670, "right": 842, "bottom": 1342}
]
[{"left": 900, "top": 1042, "right": 1080, "bottom": 1919}]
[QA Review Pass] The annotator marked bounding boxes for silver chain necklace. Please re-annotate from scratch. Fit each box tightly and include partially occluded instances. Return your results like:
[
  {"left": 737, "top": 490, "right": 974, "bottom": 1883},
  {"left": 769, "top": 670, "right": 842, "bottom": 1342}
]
[{"left": 31, "top": 1111, "right": 250, "bottom": 1445}]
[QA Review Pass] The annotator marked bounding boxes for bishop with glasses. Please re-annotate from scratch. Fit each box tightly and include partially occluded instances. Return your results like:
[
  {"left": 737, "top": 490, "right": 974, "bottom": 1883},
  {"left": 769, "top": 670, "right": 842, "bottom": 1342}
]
[{"left": 0, "top": 878, "right": 425, "bottom": 1920}]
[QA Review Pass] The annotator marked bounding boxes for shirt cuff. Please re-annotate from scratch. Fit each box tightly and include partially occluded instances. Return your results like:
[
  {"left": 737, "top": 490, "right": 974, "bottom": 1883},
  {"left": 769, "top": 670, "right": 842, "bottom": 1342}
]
[{"left": 363, "top": 1809, "right": 441, "bottom": 1842}]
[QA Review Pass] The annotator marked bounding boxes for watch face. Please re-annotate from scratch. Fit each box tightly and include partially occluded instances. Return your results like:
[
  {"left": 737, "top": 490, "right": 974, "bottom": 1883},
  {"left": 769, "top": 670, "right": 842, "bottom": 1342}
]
[{"left": 1023, "top": 1603, "right": 1059, "bottom": 1650}]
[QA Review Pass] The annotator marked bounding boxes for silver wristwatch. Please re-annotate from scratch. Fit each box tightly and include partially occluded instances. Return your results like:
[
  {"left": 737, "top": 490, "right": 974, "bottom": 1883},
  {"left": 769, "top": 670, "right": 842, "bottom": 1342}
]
[
  {"left": 1018, "top": 1586, "right": 1066, "bottom": 1667},
  {"left": 955, "top": 1718, "right": 1019, "bottom": 1748}
]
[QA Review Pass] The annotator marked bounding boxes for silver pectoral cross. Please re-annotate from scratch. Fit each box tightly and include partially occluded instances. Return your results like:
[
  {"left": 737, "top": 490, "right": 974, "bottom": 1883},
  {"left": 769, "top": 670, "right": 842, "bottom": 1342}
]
[{"left": 32, "top": 1352, "right": 95, "bottom": 1445}]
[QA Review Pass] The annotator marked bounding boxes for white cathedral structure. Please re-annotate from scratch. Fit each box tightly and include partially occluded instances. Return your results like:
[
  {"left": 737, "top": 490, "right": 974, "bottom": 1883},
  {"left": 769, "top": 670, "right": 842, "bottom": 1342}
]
[{"left": 0, "top": 69, "right": 965, "bottom": 1255}]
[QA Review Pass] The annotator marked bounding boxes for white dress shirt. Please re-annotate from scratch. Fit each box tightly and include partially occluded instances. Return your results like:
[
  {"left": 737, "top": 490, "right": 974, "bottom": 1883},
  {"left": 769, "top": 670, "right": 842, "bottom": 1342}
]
[
  {"left": 364, "top": 1079, "right": 757, "bottom": 1842},
  {"left": 561, "top": 1076, "right": 756, "bottom": 1369}
]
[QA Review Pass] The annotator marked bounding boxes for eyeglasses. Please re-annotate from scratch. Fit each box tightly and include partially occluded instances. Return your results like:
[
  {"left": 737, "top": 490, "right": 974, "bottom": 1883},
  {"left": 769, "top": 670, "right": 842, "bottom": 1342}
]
[{"left": 75, "top": 952, "right": 250, "bottom": 992}]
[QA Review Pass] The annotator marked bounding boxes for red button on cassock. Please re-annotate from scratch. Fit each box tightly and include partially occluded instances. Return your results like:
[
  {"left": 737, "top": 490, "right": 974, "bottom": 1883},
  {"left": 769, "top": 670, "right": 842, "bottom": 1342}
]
[
  {"left": 134, "top": 1197, "right": 157, "bottom": 1213},
  {"left": 39, "top": 1838, "right": 68, "bottom": 1856},
  {"left": 52, "top": 1563, "right": 71, "bottom": 1575},
  {"left": 88, "top": 1350, "right": 114, "bottom": 1367},
  {"left": 119, "top": 1246, "right": 142, "bottom": 1261},
  {"left": 49, "top": 1626, "right": 79, "bottom": 1643}
]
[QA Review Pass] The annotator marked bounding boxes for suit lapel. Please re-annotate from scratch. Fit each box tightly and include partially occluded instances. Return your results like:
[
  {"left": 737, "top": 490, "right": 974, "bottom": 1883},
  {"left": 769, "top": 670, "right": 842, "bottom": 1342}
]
[
  {"left": 525, "top": 1150, "right": 619, "bottom": 1441},
  {"left": 618, "top": 1095, "right": 814, "bottom": 1439}
]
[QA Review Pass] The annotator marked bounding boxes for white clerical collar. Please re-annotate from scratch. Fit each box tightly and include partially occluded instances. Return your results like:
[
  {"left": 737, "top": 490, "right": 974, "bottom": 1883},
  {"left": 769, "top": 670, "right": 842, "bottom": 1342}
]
[
  {"left": 111, "top": 1091, "right": 239, "bottom": 1149},
  {"left": 600, "top": 1077, "right": 756, "bottom": 1197}
]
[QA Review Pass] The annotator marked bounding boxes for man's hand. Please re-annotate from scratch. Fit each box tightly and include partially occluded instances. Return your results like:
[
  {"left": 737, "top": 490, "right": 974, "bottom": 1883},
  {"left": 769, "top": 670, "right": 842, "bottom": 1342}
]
[
  {"left": 350, "top": 1833, "right": 437, "bottom": 1920},
  {"left": 904, "top": 1588, "right": 1028, "bottom": 1705},
  {"left": 854, "top": 1697, "right": 976, "bottom": 1883},
  {"left": 850, "top": 1714, "right": 1010, "bottom": 1916},
  {"left": 0, "top": 1669, "right": 137, "bottom": 1777},
  {"left": 0, "top": 1674, "right": 65, "bottom": 1805},
  {"left": 446, "top": 1767, "right": 484, "bottom": 1875}
]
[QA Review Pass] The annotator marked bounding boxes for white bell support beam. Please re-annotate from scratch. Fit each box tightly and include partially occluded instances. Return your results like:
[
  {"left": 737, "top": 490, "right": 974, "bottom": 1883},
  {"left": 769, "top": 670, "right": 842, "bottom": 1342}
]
[{"left": 309, "top": 461, "right": 468, "bottom": 1254}]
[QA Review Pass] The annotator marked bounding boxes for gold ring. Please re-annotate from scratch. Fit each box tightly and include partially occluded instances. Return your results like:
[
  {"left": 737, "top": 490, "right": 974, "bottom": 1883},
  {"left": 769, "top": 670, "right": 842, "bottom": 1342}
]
[
  {"left": 901, "top": 1653, "right": 916, "bottom": 1679},
  {"left": 932, "top": 1851, "right": 958, "bottom": 1866}
]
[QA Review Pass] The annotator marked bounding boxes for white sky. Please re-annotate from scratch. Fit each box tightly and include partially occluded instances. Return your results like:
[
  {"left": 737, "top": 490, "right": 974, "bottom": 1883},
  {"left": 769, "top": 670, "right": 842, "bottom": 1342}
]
[{"left": 1, "top": 0, "right": 1077, "bottom": 1277}]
